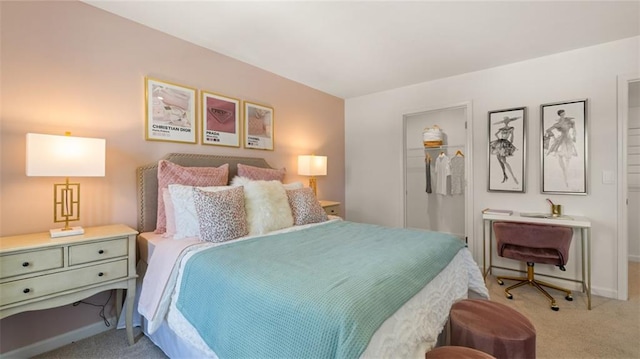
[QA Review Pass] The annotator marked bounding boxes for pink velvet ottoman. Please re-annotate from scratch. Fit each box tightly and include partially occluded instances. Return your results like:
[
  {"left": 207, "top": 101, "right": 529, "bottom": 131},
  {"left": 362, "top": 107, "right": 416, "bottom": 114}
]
[
  {"left": 426, "top": 346, "right": 496, "bottom": 359},
  {"left": 449, "top": 299, "right": 536, "bottom": 359}
]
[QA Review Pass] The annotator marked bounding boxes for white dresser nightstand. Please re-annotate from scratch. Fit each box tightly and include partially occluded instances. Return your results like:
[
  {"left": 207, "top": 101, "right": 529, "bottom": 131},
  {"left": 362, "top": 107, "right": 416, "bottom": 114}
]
[
  {"left": 0, "top": 224, "right": 138, "bottom": 345},
  {"left": 319, "top": 200, "right": 341, "bottom": 217}
]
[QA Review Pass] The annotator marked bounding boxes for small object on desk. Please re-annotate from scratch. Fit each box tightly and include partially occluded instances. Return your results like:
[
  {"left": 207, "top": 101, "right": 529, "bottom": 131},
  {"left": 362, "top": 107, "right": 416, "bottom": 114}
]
[
  {"left": 546, "top": 198, "right": 563, "bottom": 217},
  {"left": 482, "top": 208, "right": 513, "bottom": 216}
]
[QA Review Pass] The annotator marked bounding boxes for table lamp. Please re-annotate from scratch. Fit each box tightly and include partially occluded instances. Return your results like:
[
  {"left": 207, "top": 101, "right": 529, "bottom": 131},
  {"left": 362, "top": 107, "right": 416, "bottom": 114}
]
[
  {"left": 26, "top": 133, "right": 106, "bottom": 238},
  {"left": 297, "top": 155, "right": 327, "bottom": 197}
]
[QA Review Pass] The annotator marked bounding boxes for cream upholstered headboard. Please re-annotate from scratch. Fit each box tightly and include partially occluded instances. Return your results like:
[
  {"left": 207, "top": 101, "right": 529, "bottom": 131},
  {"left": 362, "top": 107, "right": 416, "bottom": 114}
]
[{"left": 136, "top": 153, "right": 273, "bottom": 233}]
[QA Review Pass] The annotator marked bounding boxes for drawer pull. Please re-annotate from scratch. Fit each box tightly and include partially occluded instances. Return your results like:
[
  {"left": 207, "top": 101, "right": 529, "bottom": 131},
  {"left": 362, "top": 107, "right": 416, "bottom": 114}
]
[
  {"left": 23, "top": 288, "right": 30, "bottom": 294},
  {"left": 98, "top": 250, "right": 104, "bottom": 254},
  {"left": 98, "top": 272, "right": 104, "bottom": 277},
  {"left": 22, "top": 262, "right": 30, "bottom": 267}
]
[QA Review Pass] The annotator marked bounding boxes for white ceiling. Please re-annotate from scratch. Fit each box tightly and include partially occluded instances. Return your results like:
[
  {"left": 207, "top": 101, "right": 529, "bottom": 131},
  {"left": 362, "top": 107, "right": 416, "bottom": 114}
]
[{"left": 85, "top": 1, "right": 639, "bottom": 99}]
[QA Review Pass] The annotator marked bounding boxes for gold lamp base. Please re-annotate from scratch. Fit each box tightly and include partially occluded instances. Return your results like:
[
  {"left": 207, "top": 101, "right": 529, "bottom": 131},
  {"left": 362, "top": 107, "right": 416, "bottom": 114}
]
[
  {"left": 50, "top": 226, "right": 85, "bottom": 238},
  {"left": 308, "top": 177, "right": 318, "bottom": 197},
  {"left": 50, "top": 178, "right": 83, "bottom": 238}
]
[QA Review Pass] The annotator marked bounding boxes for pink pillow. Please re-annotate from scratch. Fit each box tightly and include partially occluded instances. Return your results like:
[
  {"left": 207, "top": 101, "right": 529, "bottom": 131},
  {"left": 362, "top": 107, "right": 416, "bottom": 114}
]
[
  {"left": 155, "top": 160, "right": 229, "bottom": 233},
  {"left": 237, "top": 163, "right": 285, "bottom": 181},
  {"left": 286, "top": 187, "right": 328, "bottom": 225}
]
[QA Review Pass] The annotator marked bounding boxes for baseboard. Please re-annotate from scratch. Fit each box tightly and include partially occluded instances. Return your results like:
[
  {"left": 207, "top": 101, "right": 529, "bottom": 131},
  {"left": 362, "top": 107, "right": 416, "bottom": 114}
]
[
  {"left": 629, "top": 255, "right": 640, "bottom": 262},
  {"left": 590, "top": 285, "right": 618, "bottom": 299},
  {"left": 0, "top": 316, "right": 116, "bottom": 359}
]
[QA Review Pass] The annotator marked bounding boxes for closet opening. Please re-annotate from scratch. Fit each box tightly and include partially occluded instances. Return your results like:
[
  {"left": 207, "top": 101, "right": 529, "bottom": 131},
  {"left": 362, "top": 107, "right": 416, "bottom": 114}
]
[{"left": 402, "top": 102, "right": 474, "bottom": 253}]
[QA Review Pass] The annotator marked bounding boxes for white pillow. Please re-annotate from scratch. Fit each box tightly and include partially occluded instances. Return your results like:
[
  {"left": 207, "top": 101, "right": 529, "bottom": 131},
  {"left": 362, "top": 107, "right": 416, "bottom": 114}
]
[
  {"left": 162, "top": 188, "right": 176, "bottom": 238},
  {"left": 283, "top": 181, "right": 304, "bottom": 190},
  {"left": 231, "top": 177, "right": 294, "bottom": 235},
  {"left": 168, "top": 184, "right": 232, "bottom": 239}
]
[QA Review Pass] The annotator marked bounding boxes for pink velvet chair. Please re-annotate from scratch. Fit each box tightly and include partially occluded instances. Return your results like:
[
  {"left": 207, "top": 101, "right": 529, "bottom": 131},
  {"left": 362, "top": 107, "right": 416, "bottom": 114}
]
[{"left": 493, "top": 221, "right": 573, "bottom": 311}]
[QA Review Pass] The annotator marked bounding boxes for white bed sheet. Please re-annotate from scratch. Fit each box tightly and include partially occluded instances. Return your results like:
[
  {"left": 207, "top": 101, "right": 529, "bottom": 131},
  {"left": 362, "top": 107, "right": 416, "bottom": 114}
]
[
  {"left": 126, "top": 222, "right": 488, "bottom": 359},
  {"left": 138, "top": 231, "right": 166, "bottom": 265}
]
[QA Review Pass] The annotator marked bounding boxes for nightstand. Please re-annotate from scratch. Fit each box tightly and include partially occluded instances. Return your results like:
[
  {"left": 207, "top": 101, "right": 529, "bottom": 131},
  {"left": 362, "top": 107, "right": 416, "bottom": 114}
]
[
  {"left": 319, "top": 200, "right": 341, "bottom": 217},
  {"left": 0, "top": 224, "right": 138, "bottom": 345}
]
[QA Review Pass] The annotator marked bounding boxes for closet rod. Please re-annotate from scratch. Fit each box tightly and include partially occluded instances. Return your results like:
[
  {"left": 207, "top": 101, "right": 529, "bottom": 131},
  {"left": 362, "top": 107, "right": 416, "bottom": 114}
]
[{"left": 407, "top": 144, "right": 465, "bottom": 151}]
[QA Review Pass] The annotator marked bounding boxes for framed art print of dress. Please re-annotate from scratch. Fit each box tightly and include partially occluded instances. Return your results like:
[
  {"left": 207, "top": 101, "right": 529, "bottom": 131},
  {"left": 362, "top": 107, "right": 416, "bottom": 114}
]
[
  {"left": 541, "top": 99, "right": 588, "bottom": 195},
  {"left": 488, "top": 107, "right": 526, "bottom": 193}
]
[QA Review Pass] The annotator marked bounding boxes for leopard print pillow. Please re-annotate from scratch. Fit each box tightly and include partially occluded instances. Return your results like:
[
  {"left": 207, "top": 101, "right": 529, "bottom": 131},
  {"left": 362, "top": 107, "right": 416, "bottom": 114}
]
[
  {"left": 193, "top": 186, "right": 248, "bottom": 242},
  {"left": 286, "top": 187, "right": 328, "bottom": 225}
]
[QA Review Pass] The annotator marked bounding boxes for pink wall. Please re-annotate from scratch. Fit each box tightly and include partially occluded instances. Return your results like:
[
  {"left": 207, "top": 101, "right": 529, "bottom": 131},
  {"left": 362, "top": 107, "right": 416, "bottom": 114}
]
[{"left": 0, "top": 1, "right": 344, "bottom": 353}]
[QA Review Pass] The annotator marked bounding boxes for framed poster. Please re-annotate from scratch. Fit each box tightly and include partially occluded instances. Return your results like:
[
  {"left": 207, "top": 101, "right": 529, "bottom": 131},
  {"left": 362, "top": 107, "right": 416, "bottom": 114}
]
[
  {"left": 145, "top": 77, "right": 197, "bottom": 143},
  {"left": 541, "top": 99, "right": 588, "bottom": 195},
  {"left": 201, "top": 91, "right": 241, "bottom": 147},
  {"left": 488, "top": 107, "right": 526, "bottom": 192},
  {"left": 244, "top": 101, "right": 274, "bottom": 150}
]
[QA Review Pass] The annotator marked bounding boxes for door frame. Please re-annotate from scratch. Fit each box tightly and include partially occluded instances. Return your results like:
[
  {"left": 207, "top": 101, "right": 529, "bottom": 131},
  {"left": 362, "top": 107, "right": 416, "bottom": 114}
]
[
  {"left": 617, "top": 72, "right": 638, "bottom": 300},
  {"left": 402, "top": 101, "right": 475, "bottom": 254}
]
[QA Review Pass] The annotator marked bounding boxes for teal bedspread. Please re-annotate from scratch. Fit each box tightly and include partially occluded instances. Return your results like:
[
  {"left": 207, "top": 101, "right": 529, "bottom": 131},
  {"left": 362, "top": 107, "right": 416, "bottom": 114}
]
[{"left": 176, "top": 220, "right": 465, "bottom": 359}]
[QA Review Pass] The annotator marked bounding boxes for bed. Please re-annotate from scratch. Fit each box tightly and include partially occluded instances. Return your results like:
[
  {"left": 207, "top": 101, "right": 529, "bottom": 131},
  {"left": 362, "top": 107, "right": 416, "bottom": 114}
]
[{"left": 128, "top": 153, "right": 488, "bottom": 359}]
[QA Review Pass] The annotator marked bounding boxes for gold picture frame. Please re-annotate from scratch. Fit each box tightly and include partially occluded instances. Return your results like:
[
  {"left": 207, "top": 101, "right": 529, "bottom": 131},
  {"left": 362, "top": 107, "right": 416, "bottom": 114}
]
[
  {"left": 145, "top": 77, "right": 197, "bottom": 144},
  {"left": 201, "top": 91, "right": 241, "bottom": 147},
  {"left": 244, "top": 101, "right": 274, "bottom": 150}
]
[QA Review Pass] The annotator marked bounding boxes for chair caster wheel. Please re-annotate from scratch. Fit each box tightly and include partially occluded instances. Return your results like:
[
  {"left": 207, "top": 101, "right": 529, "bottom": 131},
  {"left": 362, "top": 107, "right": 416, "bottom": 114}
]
[
  {"left": 565, "top": 295, "right": 573, "bottom": 301},
  {"left": 505, "top": 293, "right": 513, "bottom": 300},
  {"left": 497, "top": 279, "right": 504, "bottom": 285},
  {"left": 551, "top": 306, "right": 559, "bottom": 311}
]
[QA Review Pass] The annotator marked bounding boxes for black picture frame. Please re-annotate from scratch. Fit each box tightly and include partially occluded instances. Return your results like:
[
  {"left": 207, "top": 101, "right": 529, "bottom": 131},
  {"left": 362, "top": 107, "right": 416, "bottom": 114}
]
[{"left": 488, "top": 107, "right": 526, "bottom": 192}]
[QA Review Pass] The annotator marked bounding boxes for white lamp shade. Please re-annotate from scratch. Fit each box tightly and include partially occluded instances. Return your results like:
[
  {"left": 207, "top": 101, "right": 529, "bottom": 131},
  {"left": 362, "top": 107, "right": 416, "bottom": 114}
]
[
  {"left": 298, "top": 155, "right": 327, "bottom": 176},
  {"left": 26, "top": 133, "right": 106, "bottom": 177}
]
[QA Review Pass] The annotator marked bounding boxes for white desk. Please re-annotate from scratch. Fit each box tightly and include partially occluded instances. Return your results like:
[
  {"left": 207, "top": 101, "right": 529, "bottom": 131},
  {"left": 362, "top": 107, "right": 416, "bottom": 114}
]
[{"left": 482, "top": 212, "right": 592, "bottom": 309}]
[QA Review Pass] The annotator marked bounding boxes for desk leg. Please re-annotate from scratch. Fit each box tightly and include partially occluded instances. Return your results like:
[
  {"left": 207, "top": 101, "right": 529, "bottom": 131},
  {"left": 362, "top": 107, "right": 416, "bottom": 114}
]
[
  {"left": 584, "top": 227, "right": 592, "bottom": 310},
  {"left": 488, "top": 223, "right": 493, "bottom": 278},
  {"left": 481, "top": 219, "right": 495, "bottom": 279},
  {"left": 483, "top": 219, "right": 487, "bottom": 279}
]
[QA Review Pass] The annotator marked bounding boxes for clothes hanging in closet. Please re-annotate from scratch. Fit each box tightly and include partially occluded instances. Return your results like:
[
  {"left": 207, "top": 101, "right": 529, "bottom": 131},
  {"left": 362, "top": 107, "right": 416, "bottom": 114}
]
[
  {"left": 434, "top": 152, "right": 450, "bottom": 195},
  {"left": 425, "top": 155, "right": 432, "bottom": 193},
  {"left": 450, "top": 155, "right": 465, "bottom": 195}
]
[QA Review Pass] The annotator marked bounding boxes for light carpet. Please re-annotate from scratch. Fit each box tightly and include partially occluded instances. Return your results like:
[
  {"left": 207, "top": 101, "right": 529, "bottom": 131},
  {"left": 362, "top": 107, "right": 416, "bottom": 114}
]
[
  {"left": 483, "top": 261, "right": 640, "bottom": 359},
  {"left": 33, "top": 262, "right": 639, "bottom": 359}
]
